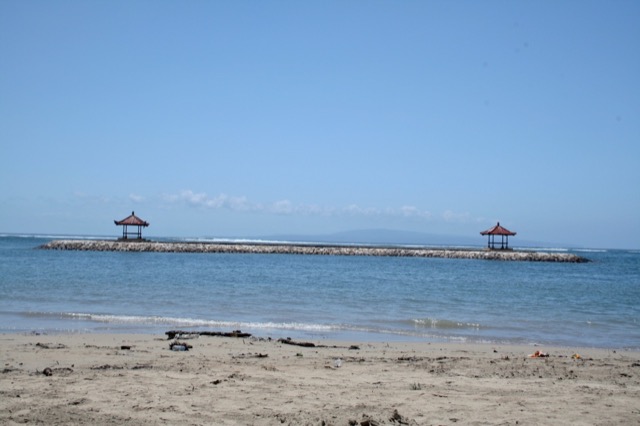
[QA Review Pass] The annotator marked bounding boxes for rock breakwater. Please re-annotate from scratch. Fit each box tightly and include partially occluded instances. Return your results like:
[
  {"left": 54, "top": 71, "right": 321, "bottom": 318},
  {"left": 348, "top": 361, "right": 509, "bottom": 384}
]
[{"left": 39, "top": 240, "right": 589, "bottom": 262}]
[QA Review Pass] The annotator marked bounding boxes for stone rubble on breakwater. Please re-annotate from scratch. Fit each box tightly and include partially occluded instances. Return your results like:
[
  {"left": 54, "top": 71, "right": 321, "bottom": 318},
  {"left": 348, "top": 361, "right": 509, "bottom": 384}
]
[{"left": 39, "top": 240, "right": 590, "bottom": 263}]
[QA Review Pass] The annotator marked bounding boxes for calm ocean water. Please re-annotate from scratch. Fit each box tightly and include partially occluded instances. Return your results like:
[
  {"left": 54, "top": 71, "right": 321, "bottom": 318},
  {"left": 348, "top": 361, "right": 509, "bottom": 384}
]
[{"left": 1, "top": 235, "right": 638, "bottom": 349}]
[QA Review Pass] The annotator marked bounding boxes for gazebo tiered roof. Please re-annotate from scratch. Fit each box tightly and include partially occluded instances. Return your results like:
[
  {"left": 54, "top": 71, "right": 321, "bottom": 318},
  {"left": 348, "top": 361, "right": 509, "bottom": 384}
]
[
  {"left": 480, "top": 222, "right": 516, "bottom": 250},
  {"left": 114, "top": 211, "right": 149, "bottom": 240}
]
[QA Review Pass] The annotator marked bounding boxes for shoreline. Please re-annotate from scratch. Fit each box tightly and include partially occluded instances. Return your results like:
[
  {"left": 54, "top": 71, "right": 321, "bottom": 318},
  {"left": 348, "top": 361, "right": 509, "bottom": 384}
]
[
  {"left": 39, "top": 239, "right": 590, "bottom": 262},
  {"left": 2, "top": 332, "right": 638, "bottom": 425},
  {"left": 4, "top": 324, "right": 638, "bottom": 352},
  {"left": 5, "top": 328, "right": 637, "bottom": 352}
]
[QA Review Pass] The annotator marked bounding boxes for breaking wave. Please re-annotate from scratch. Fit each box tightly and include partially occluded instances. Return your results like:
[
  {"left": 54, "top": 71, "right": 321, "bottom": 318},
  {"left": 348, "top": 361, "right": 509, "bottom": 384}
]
[
  {"left": 22, "top": 311, "right": 338, "bottom": 332},
  {"left": 411, "top": 318, "right": 486, "bottom": 330}
]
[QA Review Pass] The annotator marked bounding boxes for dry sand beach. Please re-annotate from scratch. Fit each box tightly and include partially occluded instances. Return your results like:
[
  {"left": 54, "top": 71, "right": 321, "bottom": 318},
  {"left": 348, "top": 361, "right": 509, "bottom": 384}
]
[{"left": 1, "top": 333, "right": 639, "bottom": 425}]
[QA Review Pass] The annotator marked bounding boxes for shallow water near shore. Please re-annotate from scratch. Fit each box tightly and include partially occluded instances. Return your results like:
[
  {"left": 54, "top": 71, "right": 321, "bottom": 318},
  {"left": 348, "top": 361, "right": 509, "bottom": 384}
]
[{"left": 1, "top": 235, "right": 638, "bottom": 349}]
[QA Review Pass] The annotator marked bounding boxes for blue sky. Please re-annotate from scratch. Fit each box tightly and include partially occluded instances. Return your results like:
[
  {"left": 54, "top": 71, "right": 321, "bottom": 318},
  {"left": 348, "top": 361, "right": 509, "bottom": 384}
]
[{"left": 1, "top": 1, "right": 638, "bottom": 249}]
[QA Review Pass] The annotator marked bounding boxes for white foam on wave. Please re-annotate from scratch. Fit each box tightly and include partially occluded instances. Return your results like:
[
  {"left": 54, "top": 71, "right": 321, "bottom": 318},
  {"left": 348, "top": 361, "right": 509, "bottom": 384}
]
[
  {"left": 0, "top": 233, "right": 116, "bottom": 241},
  {"left": 57, "top": 312, "right": 338, "bottom": 332},
  {"left": 525, "top": 246, "right": 610, "bottom": 254},
  {"left": 17, "top": 312, "right": 500, "bottom": 343},
  {"left": 412, "top": 318, "right": 484, "bottom": 330},
  {"left": 173, "top": 237, "right": 393, "bottom": 247},
  {"left": 38, "top": 312, "right": 450, "bottom": 338}
]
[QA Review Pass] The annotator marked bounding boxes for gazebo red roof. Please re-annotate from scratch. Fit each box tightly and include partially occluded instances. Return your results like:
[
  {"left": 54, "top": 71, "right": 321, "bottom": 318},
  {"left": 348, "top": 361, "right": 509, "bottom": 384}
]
[
  {"left": 480, "top": 222, "right": 516, "bottom": 236},
  {"left": 114, "top": 211, "right": 149, "bottom": 227}
]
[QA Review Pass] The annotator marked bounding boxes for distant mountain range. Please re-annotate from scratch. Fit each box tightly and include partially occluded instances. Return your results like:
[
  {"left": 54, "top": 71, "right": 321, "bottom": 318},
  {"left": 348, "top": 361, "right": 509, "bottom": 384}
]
[{"left": 260, "top": 229, "right": 549, "bottom": 248}]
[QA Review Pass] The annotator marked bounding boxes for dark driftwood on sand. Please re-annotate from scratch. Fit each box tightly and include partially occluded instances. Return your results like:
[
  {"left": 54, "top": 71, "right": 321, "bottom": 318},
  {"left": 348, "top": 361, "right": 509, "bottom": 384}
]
[
  {"left": 278, "top": 338, "right": 316, "bottom": 348},
  {"left": 277, "top": 338, "right": 360, "bottom": 350},
  {"left": 165, "top": 330, "right": 252, "bottom": 340}
]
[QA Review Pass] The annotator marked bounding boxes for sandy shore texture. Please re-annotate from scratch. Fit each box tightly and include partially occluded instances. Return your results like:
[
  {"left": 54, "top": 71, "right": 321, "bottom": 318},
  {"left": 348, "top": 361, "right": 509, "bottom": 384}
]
[
  {"left": 39, "top": 240, "right": 589, "bottom": 262},
  {"left": 1, "top": 333, "right": 638, "bottom": 425}
]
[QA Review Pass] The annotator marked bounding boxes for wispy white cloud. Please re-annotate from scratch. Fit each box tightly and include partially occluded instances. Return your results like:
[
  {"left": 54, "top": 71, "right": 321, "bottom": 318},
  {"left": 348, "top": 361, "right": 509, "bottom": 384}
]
[
  {"left": 76, "top": 189, "right": 481, "bottom": 225},
  {"left": 129, "top": 193, "right": 144, "bottom": 203},
  {"left": 400, "top": 205, "right": 432, "bottom": 219},
  {"left": 343, "top": 204, "right": 379, "bottom": 216},
  {"left": 163, "top": 190, "right": 433, "bottom": 220},
  {"left": 269, "top": 199, "right": 295, "bottom": 214},
  {"left": 441, "top": 210, "right": 484, "bottom": 223},
  {"left": 73, "top": 191, "right": 111, "bottom": 204},
  {"left": 168, "top": 190, "right": 253, "bottom": 211}
]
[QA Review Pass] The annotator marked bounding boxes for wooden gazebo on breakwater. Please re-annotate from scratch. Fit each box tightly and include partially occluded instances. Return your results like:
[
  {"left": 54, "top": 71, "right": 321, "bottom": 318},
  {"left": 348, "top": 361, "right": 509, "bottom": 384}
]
[
  {"left": 480, "top": 222, "right": 516, "bottom": 250},
  {"left": 114, "top": 211, "right": 149, "bottom": 241}
]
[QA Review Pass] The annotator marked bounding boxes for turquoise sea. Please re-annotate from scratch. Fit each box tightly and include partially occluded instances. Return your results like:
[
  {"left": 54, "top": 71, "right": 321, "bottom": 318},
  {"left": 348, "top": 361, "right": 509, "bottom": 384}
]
[{"left": 0, "top": 235, "right": 638, "bottom": 349}]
